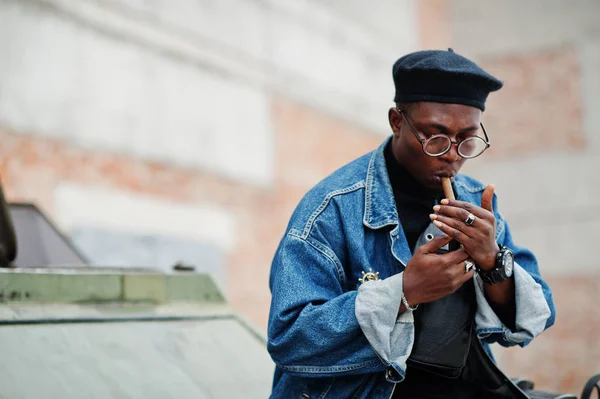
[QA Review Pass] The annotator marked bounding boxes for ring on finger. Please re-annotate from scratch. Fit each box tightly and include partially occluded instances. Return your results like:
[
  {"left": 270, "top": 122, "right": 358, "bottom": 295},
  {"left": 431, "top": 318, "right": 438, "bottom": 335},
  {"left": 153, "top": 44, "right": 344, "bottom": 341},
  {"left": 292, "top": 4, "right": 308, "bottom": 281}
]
[
  {"left": 464, "top": 260, "right": 475, "bottom": 274},
  {"left": 464, "top": 213, "right": 476, "bottom": 226}
]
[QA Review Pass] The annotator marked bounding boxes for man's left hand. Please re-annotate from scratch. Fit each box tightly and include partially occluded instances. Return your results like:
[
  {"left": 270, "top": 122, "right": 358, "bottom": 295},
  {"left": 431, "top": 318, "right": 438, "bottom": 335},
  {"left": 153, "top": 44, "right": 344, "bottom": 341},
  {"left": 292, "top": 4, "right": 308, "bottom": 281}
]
[{"left": 430, "top": 184, "right": 499, "bottom": 271}]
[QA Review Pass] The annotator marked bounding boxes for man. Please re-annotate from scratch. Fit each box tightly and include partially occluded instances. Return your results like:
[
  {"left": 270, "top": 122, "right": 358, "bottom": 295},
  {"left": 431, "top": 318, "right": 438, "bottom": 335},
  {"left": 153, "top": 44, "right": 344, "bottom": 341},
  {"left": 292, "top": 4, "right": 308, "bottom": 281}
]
[{"left": 267, "top": 49, "right": 555, "bottom": 398}]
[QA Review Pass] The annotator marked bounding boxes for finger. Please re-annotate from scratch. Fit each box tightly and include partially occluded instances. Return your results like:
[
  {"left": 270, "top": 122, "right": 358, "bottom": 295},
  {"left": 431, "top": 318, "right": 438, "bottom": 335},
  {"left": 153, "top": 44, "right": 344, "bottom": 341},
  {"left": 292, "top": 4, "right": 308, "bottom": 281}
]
[
  {"left": 419, "top": 233, "right": 453, "bottom": 254},
  {"left": 434, "top": 200, "right": 493, "bottom": 222},
  {"left": 432, "top": 219, "right": 469, "bottom": 246},
  {"left": 430, "top": 214, "right": 477, "bottom": 239},
  {"left": 439, "top": 247, "right": 469, "bottom": 264},
  {"left": 481, "top": 184, "right": 495, "bottom": 213}
]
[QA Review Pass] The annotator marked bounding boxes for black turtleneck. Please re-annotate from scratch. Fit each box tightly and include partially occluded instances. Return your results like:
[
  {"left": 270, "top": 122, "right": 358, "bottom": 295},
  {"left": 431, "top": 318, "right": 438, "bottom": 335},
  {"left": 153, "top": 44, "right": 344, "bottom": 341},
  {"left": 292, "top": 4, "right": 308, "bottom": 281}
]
[{"left": 384, "top": 142, "right": 444, "bottom": 252}]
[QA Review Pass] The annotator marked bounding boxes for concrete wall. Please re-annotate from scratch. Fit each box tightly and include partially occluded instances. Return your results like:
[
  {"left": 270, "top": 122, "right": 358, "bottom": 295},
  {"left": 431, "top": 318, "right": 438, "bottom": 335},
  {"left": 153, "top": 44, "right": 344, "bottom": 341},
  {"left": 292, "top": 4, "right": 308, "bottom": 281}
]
[
  {"left": 0, "top": 0, "right": 415, "bottom": 186},
  {"left": 451, "top": 0, "right": 600, "bottom": 57}
]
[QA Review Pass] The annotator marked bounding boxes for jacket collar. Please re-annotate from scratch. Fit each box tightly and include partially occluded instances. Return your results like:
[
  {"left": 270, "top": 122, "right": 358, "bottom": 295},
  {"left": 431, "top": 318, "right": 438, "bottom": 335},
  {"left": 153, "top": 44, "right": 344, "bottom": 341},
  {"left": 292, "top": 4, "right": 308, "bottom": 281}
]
[{"left": 363, "top": 137, "right": 399, "bottom": 229}]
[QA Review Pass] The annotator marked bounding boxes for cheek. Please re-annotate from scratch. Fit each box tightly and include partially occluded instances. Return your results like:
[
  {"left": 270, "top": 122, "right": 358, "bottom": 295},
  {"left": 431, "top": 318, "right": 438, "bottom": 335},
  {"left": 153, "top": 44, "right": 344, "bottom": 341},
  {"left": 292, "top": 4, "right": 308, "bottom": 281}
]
[
  {"left": 406, "top": 142, "right": 433, "bottom": 170},
  {"left": 397, "top": 136, "right": 433, "bottom": 172},
  {"left": 400, "top": 134, "right": 422, "bottom": 157},
  {"left": 417, "top": 157, "right": 437, "bottom": 174}
]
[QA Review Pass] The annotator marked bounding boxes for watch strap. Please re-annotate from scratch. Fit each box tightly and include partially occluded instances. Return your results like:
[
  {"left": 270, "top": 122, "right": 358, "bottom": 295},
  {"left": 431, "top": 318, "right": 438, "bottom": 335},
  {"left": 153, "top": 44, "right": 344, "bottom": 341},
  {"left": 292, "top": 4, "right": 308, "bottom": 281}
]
[{"left": 479, "top": 245, "right": 511, "bottom": 285}]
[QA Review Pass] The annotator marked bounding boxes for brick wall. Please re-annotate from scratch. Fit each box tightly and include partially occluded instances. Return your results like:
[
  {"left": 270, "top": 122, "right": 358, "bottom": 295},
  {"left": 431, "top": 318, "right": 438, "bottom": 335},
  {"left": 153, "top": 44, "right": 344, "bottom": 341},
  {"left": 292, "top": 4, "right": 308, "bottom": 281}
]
[
  {"left": 480, "top": 47, "right": 585, "bottom": 158},
  {"left": 0, "top": 95, "right": 383, "bottom": 331},
  {"left": 229, "top": 96, "right": 383, "bottom": 329},
  {"left": 495, "top": 276, "right": 600, "bottom": 394}
]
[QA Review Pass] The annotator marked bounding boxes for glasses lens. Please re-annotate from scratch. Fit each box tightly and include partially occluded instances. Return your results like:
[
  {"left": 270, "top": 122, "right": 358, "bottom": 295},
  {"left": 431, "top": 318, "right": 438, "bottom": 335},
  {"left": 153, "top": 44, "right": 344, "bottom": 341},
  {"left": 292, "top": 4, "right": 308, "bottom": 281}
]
[
  {"left": 458, "top": 137, "right": 488, "bottom": 158},
  {"left": 423, "top": 135, "right": 451, "bottom": 156}
]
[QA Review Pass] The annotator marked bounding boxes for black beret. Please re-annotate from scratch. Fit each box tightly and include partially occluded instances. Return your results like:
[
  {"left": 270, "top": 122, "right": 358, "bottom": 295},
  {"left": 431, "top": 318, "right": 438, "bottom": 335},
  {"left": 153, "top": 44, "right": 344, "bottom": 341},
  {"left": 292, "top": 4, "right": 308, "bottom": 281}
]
[{"left": 392, "top": 48, "right": 503, "bottom": 111}]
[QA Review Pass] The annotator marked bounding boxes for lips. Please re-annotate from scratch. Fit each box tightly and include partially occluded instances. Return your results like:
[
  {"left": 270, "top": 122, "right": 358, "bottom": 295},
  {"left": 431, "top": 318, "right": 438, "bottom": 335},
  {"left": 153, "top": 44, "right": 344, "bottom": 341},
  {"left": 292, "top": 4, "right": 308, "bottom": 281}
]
[
  {"left": 431, "top": 171, "right": 456, "bottom": 186},
  {"left": 433, "top": 171, "right": 456, "bottom": 180}
]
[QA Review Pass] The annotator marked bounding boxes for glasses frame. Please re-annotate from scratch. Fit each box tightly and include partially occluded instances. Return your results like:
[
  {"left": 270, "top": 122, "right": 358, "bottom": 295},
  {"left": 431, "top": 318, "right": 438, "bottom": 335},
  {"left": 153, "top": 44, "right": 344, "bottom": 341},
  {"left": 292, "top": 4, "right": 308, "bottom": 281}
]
[{"left": 397, "top": 108, "right": 491, "bottom": 159}]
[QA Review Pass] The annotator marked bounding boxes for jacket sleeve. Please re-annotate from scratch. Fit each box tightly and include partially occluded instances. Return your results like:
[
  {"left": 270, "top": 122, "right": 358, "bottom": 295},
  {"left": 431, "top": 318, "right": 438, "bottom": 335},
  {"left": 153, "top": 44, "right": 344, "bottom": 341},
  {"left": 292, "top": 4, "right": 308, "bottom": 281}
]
[
  {"left": 267, "top": 230, "right": 410, "bottom": 381},
  {"left": 474, "top": 205, "right": 556, "bottom": 348}
]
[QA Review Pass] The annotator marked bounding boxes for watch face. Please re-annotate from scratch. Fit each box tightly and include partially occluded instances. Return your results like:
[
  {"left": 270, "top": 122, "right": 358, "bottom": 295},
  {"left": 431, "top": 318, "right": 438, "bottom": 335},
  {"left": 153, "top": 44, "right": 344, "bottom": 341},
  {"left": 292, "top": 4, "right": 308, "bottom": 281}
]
[{"left": 503, "top": 252, "right": 514, "bottom": 277}]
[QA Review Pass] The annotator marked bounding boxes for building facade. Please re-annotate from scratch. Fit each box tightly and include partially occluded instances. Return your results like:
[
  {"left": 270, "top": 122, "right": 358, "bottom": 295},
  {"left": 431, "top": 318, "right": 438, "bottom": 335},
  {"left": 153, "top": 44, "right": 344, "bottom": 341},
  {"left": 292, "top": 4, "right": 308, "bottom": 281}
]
[{"left": 1, "top": 0, "right": 597, "bottom": 394}]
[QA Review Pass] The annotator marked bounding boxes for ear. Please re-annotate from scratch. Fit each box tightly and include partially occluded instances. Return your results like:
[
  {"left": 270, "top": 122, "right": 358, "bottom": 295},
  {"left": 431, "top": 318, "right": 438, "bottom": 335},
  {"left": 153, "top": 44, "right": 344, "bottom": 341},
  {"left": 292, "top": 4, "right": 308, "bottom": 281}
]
[{"left": 388, "top": 107, "right": 402, "bottom": 137}]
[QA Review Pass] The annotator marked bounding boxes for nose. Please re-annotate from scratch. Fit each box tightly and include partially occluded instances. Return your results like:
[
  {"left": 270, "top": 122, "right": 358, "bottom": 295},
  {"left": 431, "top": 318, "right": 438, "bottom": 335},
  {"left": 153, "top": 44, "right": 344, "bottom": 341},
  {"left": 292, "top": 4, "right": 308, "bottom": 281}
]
[{"left": 439, "top": 142, "right": 461, "bottom": 163}]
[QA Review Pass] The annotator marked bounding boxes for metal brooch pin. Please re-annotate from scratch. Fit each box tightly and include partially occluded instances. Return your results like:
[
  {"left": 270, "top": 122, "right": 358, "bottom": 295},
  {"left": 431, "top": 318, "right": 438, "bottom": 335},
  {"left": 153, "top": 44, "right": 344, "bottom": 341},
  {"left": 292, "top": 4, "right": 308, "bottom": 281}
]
[{"left": 358, "top": 268, "right": 380, "bottom": 284}]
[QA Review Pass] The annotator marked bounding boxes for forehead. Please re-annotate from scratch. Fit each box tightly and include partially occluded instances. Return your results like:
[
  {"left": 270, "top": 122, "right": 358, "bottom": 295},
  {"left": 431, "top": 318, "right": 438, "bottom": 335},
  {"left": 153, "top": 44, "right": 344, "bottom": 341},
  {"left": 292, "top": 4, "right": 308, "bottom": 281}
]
[{"left": 410, "top": 102, "right": 482, "bottom": 128}]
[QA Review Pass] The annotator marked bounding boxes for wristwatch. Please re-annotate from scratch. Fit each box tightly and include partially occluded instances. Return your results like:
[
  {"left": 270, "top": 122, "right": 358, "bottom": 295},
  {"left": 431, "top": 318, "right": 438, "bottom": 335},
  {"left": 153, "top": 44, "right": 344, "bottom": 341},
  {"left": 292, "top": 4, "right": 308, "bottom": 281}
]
[{"left": 478, "top": 245, "right": 514, "bottom": 285}]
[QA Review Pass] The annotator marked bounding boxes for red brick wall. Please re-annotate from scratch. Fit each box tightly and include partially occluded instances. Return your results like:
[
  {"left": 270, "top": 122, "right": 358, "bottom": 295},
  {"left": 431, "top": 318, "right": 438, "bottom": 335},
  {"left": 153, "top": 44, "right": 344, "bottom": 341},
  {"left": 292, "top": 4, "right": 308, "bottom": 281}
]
[
  {"left": 228, "top": 97, "right": 383, "bottom": 329},
  {"left": 497, "top": 276, "right": 600, "bottom": 394},
  {"left": 481, "top": 48, "right": 585, "bottom": 158}
]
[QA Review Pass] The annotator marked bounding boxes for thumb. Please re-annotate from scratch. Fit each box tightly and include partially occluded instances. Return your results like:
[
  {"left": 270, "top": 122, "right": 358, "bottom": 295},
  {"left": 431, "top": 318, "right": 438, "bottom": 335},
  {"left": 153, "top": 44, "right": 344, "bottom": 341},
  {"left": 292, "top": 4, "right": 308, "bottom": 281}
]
[
  {"left": 420, "top": 234, "right": 453, "bottom": 254},
  {"left": 481, "top": 184, "right": 495, "bottom": 213}
]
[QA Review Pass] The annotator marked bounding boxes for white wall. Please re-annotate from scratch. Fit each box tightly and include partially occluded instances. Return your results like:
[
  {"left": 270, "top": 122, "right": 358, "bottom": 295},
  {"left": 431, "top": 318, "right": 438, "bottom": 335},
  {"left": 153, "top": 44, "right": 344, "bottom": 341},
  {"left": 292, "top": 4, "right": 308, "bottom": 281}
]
[
  {"left": 0, "top": 0, "right": 417, "bottom": 186},
  {"left": 451, "top": 0, "right": 600, "bottom": 58},
  {"left": 54, "top": 182, "right": 236, "bottom": 250},
  {"left": 54, "top": 182, "right": 235, "bottom": 281},
  {"left": 0, "top": 0, "right": 272, "bottom": 185}
]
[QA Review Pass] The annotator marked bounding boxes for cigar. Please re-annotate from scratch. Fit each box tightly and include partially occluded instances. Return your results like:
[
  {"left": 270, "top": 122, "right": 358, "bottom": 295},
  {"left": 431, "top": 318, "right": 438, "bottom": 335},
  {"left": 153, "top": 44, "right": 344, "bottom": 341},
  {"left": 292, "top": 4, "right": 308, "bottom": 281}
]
[{"left": 442, "top": 177, "right": 455, "bottom": 200}]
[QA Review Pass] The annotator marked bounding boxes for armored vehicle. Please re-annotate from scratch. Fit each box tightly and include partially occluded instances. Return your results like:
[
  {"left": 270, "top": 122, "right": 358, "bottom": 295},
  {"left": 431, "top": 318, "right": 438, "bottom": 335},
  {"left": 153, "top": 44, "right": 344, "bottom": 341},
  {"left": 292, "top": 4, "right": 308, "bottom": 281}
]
[{"left": 0, "top": 183, "right": 274, "bottom": 399}]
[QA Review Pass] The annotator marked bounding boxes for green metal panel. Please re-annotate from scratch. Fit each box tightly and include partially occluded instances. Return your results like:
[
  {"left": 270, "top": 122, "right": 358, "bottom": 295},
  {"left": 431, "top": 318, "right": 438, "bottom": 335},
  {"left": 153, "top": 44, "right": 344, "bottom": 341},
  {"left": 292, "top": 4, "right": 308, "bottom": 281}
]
[
  {"left": 0, "top": 270, "right": 122, "bottom": 303},
  {"left": 164, "top": 273, "right": 225, "bottom": 303},
  {"left": 0, "top": 269, "right": 273, "bottom": 398},
  {"left": 122, "top": 273, "right": 167, "bottom": 303},
  {"left": 0, "top": 269, "right": 227, "bottom": 305}
]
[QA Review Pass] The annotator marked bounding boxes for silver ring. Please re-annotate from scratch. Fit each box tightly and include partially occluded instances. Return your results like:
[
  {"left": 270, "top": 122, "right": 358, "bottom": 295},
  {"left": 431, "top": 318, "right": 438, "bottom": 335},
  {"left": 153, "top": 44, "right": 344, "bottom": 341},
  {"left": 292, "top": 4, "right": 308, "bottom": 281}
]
[
  {"left": 464, "top": 213, "right": 476, "bottom": 226},
  {"left": 464, "top": 260, "right": 475, "bottom": 274}
]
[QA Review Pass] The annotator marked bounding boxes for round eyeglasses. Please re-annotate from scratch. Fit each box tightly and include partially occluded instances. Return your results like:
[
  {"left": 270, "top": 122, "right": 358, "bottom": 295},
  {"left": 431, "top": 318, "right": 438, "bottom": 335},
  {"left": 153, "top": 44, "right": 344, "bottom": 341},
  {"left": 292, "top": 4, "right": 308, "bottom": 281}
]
[{"left": 398, "top": 109, "right": 491, "bottom": 159}]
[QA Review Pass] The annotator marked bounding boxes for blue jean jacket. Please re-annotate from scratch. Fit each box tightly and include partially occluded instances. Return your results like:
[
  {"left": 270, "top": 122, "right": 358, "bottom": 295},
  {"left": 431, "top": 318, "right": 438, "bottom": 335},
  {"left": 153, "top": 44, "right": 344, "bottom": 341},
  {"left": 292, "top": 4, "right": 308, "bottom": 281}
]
[{"left": 267, "top": 138, "right": 555, "bottom": 399}]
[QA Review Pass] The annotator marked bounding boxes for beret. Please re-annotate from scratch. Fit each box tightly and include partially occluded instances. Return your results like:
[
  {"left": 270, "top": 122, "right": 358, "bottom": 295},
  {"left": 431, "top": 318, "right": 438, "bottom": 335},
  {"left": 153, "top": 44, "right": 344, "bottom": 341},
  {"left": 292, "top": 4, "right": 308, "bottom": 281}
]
[{"left": 392, "top": 48, "right": 503, "bottom": 111}]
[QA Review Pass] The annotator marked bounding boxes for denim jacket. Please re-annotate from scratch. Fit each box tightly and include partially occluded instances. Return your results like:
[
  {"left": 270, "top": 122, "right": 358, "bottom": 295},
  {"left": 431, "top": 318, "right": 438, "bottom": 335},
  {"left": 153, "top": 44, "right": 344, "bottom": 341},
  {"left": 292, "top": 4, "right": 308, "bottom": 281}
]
[{"left": 267, "top": 138, "right": 555, "bottom": 399}]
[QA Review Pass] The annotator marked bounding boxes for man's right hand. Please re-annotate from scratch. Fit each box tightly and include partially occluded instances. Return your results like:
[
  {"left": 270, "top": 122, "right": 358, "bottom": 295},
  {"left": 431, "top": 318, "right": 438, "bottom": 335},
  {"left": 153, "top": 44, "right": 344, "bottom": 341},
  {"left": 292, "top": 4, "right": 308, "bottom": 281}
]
[{"left": 402, "top": 235, "right": 475, "bottom": 307}]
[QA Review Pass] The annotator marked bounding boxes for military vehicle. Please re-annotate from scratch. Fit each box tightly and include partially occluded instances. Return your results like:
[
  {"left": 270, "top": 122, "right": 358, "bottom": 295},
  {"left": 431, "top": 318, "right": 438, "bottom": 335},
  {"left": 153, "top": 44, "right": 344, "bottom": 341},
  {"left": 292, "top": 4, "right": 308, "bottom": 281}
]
[{"left": 0, "top": 182, "right": 274, "bottom": 398}]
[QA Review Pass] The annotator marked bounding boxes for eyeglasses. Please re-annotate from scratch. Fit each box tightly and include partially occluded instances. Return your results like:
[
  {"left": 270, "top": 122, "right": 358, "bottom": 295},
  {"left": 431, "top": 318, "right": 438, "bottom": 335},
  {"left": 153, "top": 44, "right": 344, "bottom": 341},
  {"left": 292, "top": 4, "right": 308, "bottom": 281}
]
[{"left": 397, "top": 108, "right": 491, "bottom": 159}]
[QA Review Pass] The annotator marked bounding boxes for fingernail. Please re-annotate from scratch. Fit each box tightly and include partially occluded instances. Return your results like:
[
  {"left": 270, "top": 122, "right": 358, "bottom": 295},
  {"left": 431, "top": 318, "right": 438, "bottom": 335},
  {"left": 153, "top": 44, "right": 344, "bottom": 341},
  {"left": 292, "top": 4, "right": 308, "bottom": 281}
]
[
  {"left": 440, "top": 199, "right": 449, "bottom": 205},
  {"left": 433, "top": 205, "right": 441, "bottom": 212},
  {"left": 433, "top": 220, "right": 443, "bottom": 228},
  {"left": 429, "top": 214, "right": 437, "bottom": 220}
]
